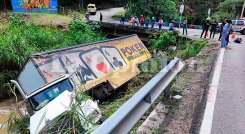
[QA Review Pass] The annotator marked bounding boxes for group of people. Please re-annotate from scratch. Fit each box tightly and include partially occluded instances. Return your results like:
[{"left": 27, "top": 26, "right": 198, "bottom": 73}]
[
  {"left": 126, "top": 15, "right": 161, "bottom": 30},
  {"left": 200, "top": 20, "right": 218, "bottom": 39},
  {"left": 120, "top": 15, "right": 181, "bottom": 33},
  {"left": 200, "top": 19, "right": 242, "bottom": 48}
]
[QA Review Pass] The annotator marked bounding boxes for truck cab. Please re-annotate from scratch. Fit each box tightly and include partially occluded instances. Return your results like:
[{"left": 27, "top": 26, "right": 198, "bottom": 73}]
[{"left": 11, "top": 75, "right": 102, "bottom": 134}]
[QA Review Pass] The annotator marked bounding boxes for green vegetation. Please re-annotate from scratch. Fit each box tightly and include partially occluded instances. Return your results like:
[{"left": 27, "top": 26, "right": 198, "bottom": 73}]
[
  {"left": 100, "top": 59, "right": 162, "bottom": 118},
  {"left": 149, "top": 32, "right": 207, "bottom": 60},
  {"left": 28, "top": 12, "right": 75, "bottom": 26},
  {"left": 112, "top": 11, "right": 126, "bottom": 20},
  {"left": 0, "top": 15, "right": 105, "bottom": 99},
  {"left": 212, "top": 0, "right": 244, "bottom": 22},
  {"left": 3, "top": 112, "right": 29, "bottom": 133},
  {"left": 149, "top": 31, "right": 176, "bottom": 50},
  {"left": 124, "top": 0, "right": 177, "bottom": 21}
]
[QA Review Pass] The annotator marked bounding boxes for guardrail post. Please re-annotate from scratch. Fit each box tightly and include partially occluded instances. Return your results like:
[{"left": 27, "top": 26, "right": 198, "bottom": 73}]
[{"left": 162, "top": 57, "right": 171, "bottom": 98}]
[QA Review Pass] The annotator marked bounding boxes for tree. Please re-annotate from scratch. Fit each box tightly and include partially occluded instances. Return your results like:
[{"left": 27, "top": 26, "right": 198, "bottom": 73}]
[
  {"left": 125, "top": 0, "right": 177, "bottom": 22},
  {"left": 180, "top": 0, "right": 224, "bottom": 24},
  {"left": 212, "top": 0, "right": 244, "bottom": 21}
]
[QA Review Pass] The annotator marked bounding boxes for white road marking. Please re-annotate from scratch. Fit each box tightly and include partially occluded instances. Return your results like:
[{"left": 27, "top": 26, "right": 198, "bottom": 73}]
[{"left": 200, "top": 48, "right": 225, "bottom": 134}]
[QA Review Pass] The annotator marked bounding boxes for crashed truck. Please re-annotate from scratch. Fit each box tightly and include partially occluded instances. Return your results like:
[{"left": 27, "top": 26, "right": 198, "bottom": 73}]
[{"left": 11, "top": 34, "right": 151, "bottom": 133}]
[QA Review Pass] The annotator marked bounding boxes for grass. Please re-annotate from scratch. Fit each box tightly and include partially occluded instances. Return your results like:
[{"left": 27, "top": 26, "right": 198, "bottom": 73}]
[
  {"left": 29, "top": 13, "right": 73, "bottom": 26},
  {"left": 2, "top": 10, "right": 85, "bottom": 28},
  {"left": 112, "top": 11, "right": 126, "bottom": 20},
  {"left": 0, "top": 15, "right": 105, "bottom": 99},
  {"left": 100, "top": 72, "right": 158, "bottom": 118},
  {"left": 100, "top": 59, "right": 162, "bottom": 118}
]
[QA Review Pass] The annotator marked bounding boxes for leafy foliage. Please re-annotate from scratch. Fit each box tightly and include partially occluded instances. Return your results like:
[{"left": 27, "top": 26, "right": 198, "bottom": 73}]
[
  {"left": 3, "top": 112, "right": 30, "bottom": 133},
  {"left": 180, "top": 0, "right": 222, "bottom": 24},
  {"left": 212, "top": 0, "right": 244, "bottom": 21},
  {"left": 180, "top": 41, "right": 203, "bottom": 59},
  {"left": 149, "top": 31, "right": 176, "bottom": 50},
  {"left": 0, "top": 15, "right": 105, "bottom": 99},
  {"left": 149, "top": 33, "right": 206, "bottom": 60},
  {"left": 125, "top": 0, "right": 177, "bottom": 21}
]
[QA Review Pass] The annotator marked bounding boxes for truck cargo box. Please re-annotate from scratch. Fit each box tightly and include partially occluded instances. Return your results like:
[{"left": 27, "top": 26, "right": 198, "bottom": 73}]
[{"left": 17, "top": 34, "right": 151, "bottom": 99}]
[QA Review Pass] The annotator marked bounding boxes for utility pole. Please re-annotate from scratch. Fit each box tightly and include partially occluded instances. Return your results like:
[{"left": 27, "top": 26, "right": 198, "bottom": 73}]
[{"left": 241, "top": 1, "right": 245, "bottom": 18}]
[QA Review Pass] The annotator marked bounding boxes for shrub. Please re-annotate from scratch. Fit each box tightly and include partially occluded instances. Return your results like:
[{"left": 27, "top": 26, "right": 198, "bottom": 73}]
[
  {"left": 0, "top": 15, "right": 106, "bottom": 99},
  {"left": 148, "top": 31, "right": 176, "bottom": 50},
  {"left": 180, "top": 41, "right": 203, "bottom": 60}
]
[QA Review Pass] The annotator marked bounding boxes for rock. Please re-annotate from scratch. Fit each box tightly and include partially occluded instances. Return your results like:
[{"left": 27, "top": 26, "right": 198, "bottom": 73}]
[{"left": 173, "top": 95, "right": 183, "bottom": 100}]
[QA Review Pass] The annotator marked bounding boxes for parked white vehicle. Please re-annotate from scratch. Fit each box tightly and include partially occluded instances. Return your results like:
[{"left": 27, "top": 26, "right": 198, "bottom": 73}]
[{"left": 232, "top": 19, "right": 245, "bottom": 35}]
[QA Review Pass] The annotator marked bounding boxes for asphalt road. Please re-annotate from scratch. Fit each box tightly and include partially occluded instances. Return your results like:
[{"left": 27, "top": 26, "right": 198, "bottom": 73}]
[
  {"left": 211, "top": 36, "right": 245, "bottom": 134},
  {"left": 89, "top": 7, "right": 124, "bottom": 23}
]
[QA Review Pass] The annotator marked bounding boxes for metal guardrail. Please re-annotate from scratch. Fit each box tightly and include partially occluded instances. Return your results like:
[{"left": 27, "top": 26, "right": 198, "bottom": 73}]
[{"left": 93, "top": 57, "right": 185, "bottom": 134}]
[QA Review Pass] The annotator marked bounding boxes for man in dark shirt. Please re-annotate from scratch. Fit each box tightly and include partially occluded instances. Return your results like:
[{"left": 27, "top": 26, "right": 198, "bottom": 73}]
[
  {"left": 100, "top": 13, "right": 103, "bottom": 22},
  {"left": 210, "top": 20, "right": 218, "bottom": 39},
  {"left": 200, "top": 20, "right": 210, "bottom": 38}
]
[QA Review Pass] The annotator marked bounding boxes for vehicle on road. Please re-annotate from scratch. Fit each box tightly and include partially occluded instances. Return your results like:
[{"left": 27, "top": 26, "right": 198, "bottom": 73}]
[
  {"left": 232, "top": 19, "right": 245, "bottom": 35},
  {"left": 87, "top": 4, "right": 97, "bottom": 15}
]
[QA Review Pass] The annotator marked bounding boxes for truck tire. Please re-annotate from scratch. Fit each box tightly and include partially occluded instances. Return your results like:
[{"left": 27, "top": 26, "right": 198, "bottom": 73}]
[{"left": 90, "top": 83, "right": 114, "bottom": 101}]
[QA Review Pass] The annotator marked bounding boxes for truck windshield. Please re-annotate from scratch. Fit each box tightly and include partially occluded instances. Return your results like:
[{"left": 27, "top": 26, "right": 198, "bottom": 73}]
[{"left": 29, "top": 79, "right": 73, "bottom": 111}]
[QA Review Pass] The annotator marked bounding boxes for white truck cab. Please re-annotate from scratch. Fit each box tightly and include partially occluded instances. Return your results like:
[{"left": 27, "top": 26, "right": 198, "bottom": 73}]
[{"left": 11, "top": 75, "right": 102, "bottom": 134}]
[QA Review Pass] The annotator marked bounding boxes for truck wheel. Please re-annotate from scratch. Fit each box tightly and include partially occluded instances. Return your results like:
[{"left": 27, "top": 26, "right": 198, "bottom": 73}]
[{"left": 91, "top": 83, "right": 114, "bottom": 101}]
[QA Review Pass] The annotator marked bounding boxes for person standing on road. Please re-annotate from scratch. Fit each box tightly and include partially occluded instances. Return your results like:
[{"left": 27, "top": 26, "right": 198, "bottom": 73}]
[
  {"left": 221, "top": 19, "right": 232, "bottom": 48},
  {"left": 158, "top": 19, "right": 163, "bottom": 31},
  {"left": 100, "top": 13, "right": 103, "bottom": 22},
  {"left": 151, "top": 17, "right": 156, "bottom": 29},
  {"left": 130, "top": 16, "right": 135, "bottom": 26},
  {"left": 134, "top": 16, "right": 139, "bottom": 26},
  {"left": 145, "top": 16, "right": 150, "bottom": 28},
  {"left": 139, "top": 15, "right": 145, "bottom": 27},
  {"left": 226, "top": 24, "right": 233, "bottom": 46},
  {"left": 120, "top": 15, "right": 126, "bottom": 24},
  {"left": 210, "top": 20, "right": 218, "bottom": 39},
  {"left": 85, "top": 11, "right": 90, "bottom": 22},
  {"left": 200, "top": 20, "right": 210, "bottom": 38},
  {"left": 182, "top": 18, "right": 188, "bottom": 35},
  {"left": 218, "top": 21, "right": 225, "bottom": 41}
]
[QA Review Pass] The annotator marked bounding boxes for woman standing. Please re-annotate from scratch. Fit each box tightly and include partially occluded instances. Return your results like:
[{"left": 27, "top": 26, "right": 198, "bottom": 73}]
[
  {"left": 221, "top": 19, "right": 231, "bottom": 48},
  {"left": 218, "top": 21, "right": 225, "bottom": 41}
]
